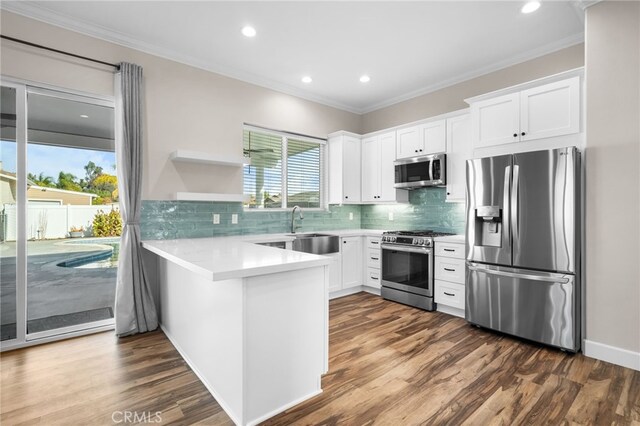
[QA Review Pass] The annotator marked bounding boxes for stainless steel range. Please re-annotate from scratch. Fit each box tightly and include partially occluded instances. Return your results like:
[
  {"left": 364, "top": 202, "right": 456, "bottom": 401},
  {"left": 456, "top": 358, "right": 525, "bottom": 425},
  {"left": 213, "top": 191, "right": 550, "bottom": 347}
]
[{"left": 380, "top": 230, "right": 454, "bottom": 311}]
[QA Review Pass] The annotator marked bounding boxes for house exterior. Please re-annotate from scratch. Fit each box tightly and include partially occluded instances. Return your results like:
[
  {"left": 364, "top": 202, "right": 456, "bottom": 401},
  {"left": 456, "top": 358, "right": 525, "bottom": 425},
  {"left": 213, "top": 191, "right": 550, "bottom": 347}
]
[{"left": 0, "top": 170, "right": 97, "bottom": 206}]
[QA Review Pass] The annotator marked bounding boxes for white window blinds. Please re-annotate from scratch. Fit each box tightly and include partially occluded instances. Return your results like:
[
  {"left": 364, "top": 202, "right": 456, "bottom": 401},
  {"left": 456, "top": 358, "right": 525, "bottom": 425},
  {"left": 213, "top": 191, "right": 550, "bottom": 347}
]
[{"left": 243, "top": 127, "right": 324, "bottom": 209}]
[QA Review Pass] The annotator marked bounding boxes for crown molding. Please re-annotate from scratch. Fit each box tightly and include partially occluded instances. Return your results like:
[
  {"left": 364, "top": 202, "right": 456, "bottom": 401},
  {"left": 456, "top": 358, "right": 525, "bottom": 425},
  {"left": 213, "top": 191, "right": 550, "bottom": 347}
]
[
  {"left": 0, "top": 2, "right": 363, "bottom": 114},
  {"left": 576, "top": 0, "right": 603, "bottom": 11},
  {"left": 359, "top": 32, "right": 585, "bottom": 114},
  {"left": 1, "top": 2, "right": 586, "bottom": 116}
]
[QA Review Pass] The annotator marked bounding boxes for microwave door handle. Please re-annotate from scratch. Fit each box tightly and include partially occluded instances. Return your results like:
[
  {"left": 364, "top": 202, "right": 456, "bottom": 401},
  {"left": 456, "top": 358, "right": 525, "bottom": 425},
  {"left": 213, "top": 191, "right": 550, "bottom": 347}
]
[
  {"left": 511, "top": 165, "right": 520, "bottom": 248},
  {"left": 429, "top": 158, "right": 434, "bottom": 181}
]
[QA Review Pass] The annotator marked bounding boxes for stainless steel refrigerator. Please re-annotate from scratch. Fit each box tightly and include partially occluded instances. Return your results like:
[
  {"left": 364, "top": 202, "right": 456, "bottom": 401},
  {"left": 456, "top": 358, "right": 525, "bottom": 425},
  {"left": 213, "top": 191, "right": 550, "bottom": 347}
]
[{"left": 465, "top": 147, "right": 581, "bottom": 352}]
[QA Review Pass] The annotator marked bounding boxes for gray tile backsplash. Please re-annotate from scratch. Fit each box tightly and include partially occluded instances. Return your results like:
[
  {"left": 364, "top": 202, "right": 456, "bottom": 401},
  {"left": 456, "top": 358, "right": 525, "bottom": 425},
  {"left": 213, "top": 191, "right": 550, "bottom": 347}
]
[{"left": 140, "top": 188, "right": 465, "bottom": 240}]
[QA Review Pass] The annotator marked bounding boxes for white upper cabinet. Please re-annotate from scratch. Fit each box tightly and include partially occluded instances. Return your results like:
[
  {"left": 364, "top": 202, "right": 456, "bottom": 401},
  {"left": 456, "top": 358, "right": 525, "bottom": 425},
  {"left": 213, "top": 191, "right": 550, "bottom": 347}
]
[
  {"left": 362, "top": 131, "right": 408, "bottom": 203},
  {"left": 445, "top": 114, "right": 471, "bottom": 203},
  {"left": 419, "top": 119, "right": 447, "bottom": 154},
  {"left": 378, "top": 132, "right": 399, "bottom": 201},
  {"left": 471, "top": 93, "right": 520, "bottom": 148},
  {"left": 396, "top": 119, "right": 447, "bottom": 159},
  {"left": 328, "top": 133, "right": 361, "bottom": 204},
  {"left": 520, "top": 77, "right": 580, "bottom": 141},
  {"left": 396, "top": 126, "right": 422, "bottom": 159},
  {"left": 469, "top": 75, "right": 581, "bottom": 149},
  {"left": 361, "top": 136, "right": 379, "bottom": 202}
]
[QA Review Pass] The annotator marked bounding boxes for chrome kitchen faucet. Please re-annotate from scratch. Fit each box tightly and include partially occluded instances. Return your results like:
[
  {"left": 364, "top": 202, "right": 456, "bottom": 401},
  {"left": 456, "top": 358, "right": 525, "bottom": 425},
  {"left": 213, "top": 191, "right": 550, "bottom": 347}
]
[{"left": 291, "top": 205, "right": 304, "bottom": 233}]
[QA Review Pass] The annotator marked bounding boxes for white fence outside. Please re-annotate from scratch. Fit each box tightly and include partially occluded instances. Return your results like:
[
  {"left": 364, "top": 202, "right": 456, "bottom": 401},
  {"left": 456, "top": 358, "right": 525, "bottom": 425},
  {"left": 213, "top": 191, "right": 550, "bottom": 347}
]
[{"left": 1, "top": 204, "right": 120, "bottom": 241}]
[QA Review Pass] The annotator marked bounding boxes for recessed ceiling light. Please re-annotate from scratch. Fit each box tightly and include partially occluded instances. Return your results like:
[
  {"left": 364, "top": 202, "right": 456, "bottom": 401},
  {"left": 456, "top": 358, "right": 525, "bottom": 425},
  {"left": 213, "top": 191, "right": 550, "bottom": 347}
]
[
  {"left": 359, "top": 75, "right": 371, "bottom": 83},
  {"left": 301, "top": 76, "right": 313, "bottom": 84},
  {"left": 241, "top": 26, "right": 256, "bottom": 37},
  {"left": 521, "top": 1, "right": 541, "bottom": 14},
  {"left": 80, "top": 114, "right": 89, "bottom": 118}
]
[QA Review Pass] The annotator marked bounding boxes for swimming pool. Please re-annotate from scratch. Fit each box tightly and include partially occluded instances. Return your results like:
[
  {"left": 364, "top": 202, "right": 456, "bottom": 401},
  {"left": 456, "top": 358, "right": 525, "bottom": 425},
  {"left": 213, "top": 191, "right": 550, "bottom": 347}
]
[{"left": 57, "top": 238, "right": 120, "bottom": 269}]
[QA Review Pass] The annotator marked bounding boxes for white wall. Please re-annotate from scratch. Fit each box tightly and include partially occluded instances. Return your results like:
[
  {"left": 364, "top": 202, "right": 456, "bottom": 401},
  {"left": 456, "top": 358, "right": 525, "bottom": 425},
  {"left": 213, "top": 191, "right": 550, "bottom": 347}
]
[
  {"left": 585, "top": 1, "right": 640, "bottom": 358},
  {"left": 0, "top": 11, "right": 361, "bottom": 201}
]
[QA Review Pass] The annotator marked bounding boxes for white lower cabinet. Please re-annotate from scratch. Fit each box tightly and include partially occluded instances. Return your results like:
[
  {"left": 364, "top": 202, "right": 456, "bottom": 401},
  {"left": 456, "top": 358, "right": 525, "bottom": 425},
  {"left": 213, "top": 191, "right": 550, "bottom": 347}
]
[
  {"left": 434, "top": 240, "right": 466, "bottom": 317},
  {"left": 434, "top": 281, "right": 465, "bottom": 311},
  {"left": 341, "top": 236, "right": 363, "bottom": 289},
  {"left": 326, "top": 252, "right": 342, "bottom": 294},
  {"left": 326, "top": 235, "right": 383, "bottom": 297},
  {"left": 365, "top": 236, "right": 382, "bottom": 289}
]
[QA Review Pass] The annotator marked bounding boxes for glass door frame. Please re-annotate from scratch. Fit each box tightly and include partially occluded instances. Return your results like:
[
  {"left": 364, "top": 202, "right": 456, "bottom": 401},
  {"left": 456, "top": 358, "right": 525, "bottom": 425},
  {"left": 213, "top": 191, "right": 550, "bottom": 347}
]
[{"left": 1, "top": 75, "right": 117, "bottom": 351}]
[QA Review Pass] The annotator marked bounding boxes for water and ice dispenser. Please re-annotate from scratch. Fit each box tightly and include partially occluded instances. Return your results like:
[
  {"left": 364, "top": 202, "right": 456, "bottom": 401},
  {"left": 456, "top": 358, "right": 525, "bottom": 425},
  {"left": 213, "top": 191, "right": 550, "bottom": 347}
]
[{"left": 473, "top": 206, "right": 502, "bottom": 247}]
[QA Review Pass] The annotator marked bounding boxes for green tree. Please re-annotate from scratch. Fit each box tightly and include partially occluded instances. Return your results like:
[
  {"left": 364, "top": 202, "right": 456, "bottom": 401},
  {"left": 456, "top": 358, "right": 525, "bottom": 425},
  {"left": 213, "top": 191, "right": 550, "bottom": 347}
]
[
  {"left": 56, "top": 172, "right": 82, "bottom": 192},
  {"left": 92, "top": 174, "right": 117, "bottom": 193},
  {"left": 84, "top": 161, "right": 103, "bottom": 187},
  {"left": 27, "top": 172, "right": 55, "bottom": 187}
]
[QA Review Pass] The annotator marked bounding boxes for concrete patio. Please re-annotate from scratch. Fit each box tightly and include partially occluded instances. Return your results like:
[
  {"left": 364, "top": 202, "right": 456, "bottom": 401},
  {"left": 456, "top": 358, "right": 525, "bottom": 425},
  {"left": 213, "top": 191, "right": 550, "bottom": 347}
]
[{"left": 0, "top": 238, "right": 118, "bottom": 340}]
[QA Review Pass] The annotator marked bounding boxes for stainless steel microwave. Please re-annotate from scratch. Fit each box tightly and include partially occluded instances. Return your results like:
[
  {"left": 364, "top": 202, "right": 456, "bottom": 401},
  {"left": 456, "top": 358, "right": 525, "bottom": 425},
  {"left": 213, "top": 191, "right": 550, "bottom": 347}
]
[{"left": 394, "top": 153, "right": 446, "bottom": 189}]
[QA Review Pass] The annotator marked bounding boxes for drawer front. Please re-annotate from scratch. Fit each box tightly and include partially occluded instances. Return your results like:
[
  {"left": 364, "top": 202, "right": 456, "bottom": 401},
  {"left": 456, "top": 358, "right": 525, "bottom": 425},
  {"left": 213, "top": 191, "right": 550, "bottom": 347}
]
[
  {"left": 367, "top": 248, "right": 381, "bottom": 268},
  {"left": 367, "top": 237, "right": 382, "bottom": 250},
  {"left": 435, "top": 242, "right": 465, "bottom": 259},
  {"left": 435, "top": 280, "right": 465, "bottom": 310},
  {"left": 367, "top": 268, "right": 381, "bottom": 289},
  {"left": 435, "top": 257, "right": 465, "bottom": 284}
]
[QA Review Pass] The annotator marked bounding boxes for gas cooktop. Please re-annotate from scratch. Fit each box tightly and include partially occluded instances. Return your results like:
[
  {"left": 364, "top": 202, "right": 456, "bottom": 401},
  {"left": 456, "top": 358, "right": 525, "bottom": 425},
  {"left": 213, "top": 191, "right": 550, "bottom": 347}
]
[
  {"left": 381, "top": 230, "right": 455, "bottom": 247},
  {"left": 382, "top": 230, "right": 455, "bottom": 238}
]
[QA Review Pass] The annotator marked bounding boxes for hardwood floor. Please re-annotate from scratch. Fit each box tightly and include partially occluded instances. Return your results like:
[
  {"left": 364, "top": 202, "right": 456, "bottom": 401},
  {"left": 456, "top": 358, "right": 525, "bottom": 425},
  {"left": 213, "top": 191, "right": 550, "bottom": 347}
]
[{"left": 2, "top": 292, "right": 639, "bottom": 425}]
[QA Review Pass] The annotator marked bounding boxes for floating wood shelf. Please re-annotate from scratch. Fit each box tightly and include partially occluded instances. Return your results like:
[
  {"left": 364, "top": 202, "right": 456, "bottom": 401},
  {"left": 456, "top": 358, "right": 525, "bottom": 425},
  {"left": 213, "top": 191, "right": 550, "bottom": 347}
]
[
  {"left": 173, "top": 192, "right": 249, "bottom": 202},
  {"left": 170, "top": 150, "right": 251, "bottom": 167}
]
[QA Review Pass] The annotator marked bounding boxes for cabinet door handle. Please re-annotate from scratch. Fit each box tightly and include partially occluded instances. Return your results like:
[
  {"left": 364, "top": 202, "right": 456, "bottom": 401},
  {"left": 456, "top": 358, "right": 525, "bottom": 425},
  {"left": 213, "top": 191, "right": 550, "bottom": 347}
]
[
  {"left": 444, "top": 292, "right": 455, "bottom": 297},
  {"left": 371, "top": 257, "right": 379, "bottom": 261},
  {"left": 521, "top": 132, "right": 526, "bottom": 136},
  {"left": 444, "top": 268, "right": 456, "bottom": 272},
  {"left": 513, "top": 133, "right": 518, "bottom": 137},
  {"left": 345, "top": 196, "right": 348, "bottom": 199},
  {"left": 419, "top": 149, "right": 423, "bottom": 152},
  {"left": 371, "top": 241, "right": 379, "bottom": 245},
  {"left": 443, "top": 248, "right": 455, "bottom": 252},
  {"left": 371, "top": 277, "right": 379, "bottom": 280}
]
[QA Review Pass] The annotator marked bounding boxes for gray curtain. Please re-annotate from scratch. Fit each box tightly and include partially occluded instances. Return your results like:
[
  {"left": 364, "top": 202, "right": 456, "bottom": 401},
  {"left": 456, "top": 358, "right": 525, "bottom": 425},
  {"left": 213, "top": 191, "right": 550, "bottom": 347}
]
[{"left": 114, "top": 62, "right": 158, "bottom": 336}]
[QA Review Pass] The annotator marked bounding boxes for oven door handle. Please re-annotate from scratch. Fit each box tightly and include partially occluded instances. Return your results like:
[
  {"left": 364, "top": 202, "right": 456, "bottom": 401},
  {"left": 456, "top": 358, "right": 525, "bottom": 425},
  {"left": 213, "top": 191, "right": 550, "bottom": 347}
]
[{"left": 381, "top": 243, "right": 432, "bottom": 254}]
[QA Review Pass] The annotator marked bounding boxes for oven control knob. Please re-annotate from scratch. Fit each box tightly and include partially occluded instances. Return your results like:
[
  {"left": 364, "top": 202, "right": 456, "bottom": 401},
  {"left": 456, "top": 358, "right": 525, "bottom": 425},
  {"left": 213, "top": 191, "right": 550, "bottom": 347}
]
[
  {"left": 391, "top": 237, "right": 396, "bottom": 242},
  {"left": 417, "top": 238, "right": 424, "bottom": 245}
]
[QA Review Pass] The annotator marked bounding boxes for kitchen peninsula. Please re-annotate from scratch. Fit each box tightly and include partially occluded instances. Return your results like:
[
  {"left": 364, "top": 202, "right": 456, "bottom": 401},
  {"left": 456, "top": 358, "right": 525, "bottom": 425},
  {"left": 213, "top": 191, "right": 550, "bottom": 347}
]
[{"left": 142, "top": 236, "right": 331, "bottom": 426}]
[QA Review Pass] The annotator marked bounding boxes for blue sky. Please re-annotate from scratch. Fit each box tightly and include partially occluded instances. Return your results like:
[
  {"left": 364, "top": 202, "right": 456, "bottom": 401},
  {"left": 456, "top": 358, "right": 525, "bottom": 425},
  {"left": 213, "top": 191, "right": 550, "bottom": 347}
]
[{"left": 1, "top": 141, "right": 116, "bottom": 180}]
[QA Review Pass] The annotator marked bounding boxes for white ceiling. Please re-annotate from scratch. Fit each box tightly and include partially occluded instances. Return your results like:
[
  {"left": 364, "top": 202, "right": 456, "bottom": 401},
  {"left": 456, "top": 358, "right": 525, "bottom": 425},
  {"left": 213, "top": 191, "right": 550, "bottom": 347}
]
[{"left": 3, "top": 1, "right": 585, "bottom": 114}]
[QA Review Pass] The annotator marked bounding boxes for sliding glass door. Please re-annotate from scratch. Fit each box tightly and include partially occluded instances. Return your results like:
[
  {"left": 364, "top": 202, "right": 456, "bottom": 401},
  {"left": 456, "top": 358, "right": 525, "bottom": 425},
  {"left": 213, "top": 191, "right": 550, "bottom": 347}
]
[
  {"left": 1, "top": 84, "right": 22, "bottom": 342},
  {"left": 1, "top": 78, "right": 117, "bottom": 348}
]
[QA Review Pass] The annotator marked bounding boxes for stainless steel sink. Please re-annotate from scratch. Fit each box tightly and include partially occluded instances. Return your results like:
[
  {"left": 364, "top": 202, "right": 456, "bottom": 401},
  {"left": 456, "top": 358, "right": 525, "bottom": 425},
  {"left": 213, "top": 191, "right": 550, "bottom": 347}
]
[{"left": 290, "top": 233, "right": 339, "bottom": 255}]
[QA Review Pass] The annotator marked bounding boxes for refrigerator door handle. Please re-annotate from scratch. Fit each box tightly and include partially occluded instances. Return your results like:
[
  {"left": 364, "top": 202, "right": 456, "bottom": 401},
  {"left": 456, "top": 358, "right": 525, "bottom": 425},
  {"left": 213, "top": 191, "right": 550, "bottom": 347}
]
[
  {"left": 467, "top": 264, "right": 570, "bottom": 284},
  {"left": 511, "top": 164, "right": 520, "bottom": 247},
  {"left": 503, "top": 165, "right": 511, "bottom": 242}
]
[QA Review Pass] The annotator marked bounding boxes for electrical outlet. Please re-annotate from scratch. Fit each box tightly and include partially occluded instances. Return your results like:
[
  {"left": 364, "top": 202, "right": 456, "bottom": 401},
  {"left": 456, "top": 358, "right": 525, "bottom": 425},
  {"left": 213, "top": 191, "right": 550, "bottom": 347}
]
[
  {"left": 231, "top": 214, "right": 238, "bottom": 224},
  {"left": 349, "top": 212, "right": 354, "bottom": 220},
  {"left": 388, "top": 212, "right": 394, "bottom": 221},
  {"left": 212, "top": 214, "right": 220, "bottom": 224}
]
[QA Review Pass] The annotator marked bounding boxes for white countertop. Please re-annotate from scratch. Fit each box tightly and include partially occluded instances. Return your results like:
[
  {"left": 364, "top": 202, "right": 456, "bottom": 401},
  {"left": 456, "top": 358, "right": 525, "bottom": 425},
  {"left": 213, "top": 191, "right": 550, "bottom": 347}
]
[
  {"left": 141, "top": 229, "right": 389, "bottom": 281},
  {"left": 142, "top": 236, "right": 331, "bottom": 281},
  {"left": 434, "top": 234, "right": 466, "bottom": 244}
]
